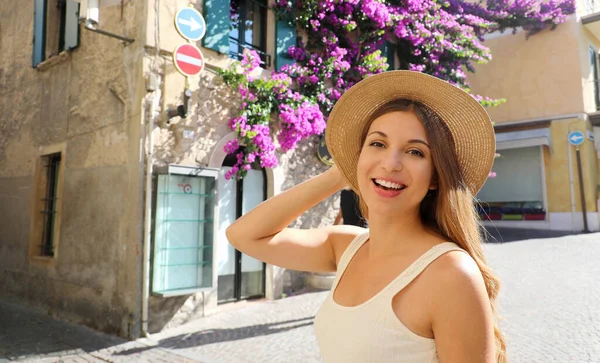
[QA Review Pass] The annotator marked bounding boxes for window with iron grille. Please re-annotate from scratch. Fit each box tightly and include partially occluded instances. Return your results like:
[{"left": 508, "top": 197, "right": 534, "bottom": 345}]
[
  {"left": 229, "top": 0, "right": 271, "bottom": 67},
  {"left": 40, "top": 153, "right": 61, "bottom": 257}
]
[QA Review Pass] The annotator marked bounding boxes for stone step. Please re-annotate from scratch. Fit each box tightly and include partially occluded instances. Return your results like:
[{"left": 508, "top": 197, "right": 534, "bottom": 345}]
[{"left": 304, "top": 272, "right": 335, "bottom": 290}]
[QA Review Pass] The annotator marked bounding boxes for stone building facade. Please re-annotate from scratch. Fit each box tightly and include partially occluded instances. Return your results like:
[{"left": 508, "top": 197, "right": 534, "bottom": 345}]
[{"left": 0, "top": 0, "right": 338, "bottom": 339}]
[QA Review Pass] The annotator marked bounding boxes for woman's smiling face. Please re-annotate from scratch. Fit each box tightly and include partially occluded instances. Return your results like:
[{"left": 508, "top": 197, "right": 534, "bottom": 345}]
[{"left": 356, "top": 110, "right": 436, "bottom": 218}]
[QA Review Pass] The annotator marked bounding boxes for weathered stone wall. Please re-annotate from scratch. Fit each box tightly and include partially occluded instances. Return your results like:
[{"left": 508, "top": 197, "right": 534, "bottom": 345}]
[
  {"left": 146, "top": 58, "right": 340, "bottom": 330},
  {"left": 0, "top": 1, "right": 147, "bottom": 338},
  {"left": 145, "top": 8, "right": 340, "bottom": 328},
  {"left": 0, "top": 0, "right": 339, "bottom": 339}
]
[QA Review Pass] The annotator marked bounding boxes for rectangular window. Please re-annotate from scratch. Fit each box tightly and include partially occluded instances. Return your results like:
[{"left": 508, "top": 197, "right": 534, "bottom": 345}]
[
  {"left": 229, "top": 0, "right": 270, "bottom": 67},
  {"left": 29, "top": 147, "right": 65, "bottom": 262},
  {"left": 477, "top": 146, "right": 546, "bottom": 221},
  {"left": 40, "top": 153, "right": 62, "bottom": 256},
  {"left": 152, "top": 167, "right": 219, "bottom": 296},
  {"left": 33, "top": 0, "right": 80, "bottom": 67},
  {"left": 590, "top": 47, "right": 600, "bottom": 111}
]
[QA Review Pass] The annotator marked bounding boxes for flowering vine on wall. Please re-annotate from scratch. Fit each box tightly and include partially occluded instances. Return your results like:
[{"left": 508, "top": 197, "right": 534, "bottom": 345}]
[{"left": 218, "top": 0, "right": 575, "bottom": 180}]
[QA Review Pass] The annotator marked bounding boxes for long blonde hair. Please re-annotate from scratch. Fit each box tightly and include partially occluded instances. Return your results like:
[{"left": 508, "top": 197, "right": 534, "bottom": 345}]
[{"left": 358, "top": 99, "right": 507, "bottom": 362}]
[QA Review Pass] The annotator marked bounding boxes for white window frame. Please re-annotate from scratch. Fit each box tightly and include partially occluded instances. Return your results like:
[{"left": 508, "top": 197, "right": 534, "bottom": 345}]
[
  {"left": 480, "top": 139, "right": 549, "bottom": 227},
  {"left": 151, "top": 165, "right": 220, "bottom": 297}
]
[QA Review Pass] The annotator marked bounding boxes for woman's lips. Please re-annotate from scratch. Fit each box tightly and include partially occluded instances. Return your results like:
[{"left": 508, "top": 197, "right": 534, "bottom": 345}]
[{"left": 372, "top": 179, "right": 405, "bottom": 198}]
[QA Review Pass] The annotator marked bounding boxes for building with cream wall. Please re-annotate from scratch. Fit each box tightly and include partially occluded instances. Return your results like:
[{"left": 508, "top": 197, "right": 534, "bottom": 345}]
[
  {"left": 0, "top": 0, "right": 338, "bottom": 339},
  {"left": 468, "top": 1, "right": 600, "bottom": 232}
]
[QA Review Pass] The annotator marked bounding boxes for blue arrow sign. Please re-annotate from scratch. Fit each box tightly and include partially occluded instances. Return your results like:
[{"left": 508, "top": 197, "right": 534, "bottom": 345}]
[
  {"left": 175, "top": 7, "right": 206, "bottom": 41},
  {"left": 568, "top": 131, "right": 585, "bottom": 146}
]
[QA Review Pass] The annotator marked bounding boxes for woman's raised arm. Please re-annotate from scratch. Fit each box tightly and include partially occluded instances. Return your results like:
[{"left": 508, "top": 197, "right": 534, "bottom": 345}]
[{"left": 225, "top": 166, "right": 364, "bottom": 272}]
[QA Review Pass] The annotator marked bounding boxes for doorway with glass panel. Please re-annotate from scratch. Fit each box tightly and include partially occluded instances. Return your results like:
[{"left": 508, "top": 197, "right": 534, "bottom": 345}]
[{"left": 217, "top": 150, "right": 267, "bottom": 303}]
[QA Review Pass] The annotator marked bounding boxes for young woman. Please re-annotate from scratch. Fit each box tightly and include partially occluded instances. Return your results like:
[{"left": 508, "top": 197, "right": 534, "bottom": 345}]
[{"left": 226, "top": 71, "right": 506, "bottom": 363}]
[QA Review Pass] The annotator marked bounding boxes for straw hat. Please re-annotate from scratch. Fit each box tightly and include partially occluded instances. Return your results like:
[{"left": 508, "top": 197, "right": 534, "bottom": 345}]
[{"left": 325, "top": 70, "right": 495, "bottom": 195}]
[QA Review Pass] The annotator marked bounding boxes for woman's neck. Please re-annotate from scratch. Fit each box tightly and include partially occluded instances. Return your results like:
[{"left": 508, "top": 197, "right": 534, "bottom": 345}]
[{"left": 366, "top": 210, "right": 436, "bottom": 258}]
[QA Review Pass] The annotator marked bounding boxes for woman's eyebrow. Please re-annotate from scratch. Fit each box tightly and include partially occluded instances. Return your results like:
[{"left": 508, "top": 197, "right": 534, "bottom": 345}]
[
  {"left": 367, "top": 130, "right": 429, "bottom": 149},
  {"left": 367, "top": 130, "right": 387, "bottom": 138},
  {"left": 408, "top": 139, "right": 430, "bottom": 148}
]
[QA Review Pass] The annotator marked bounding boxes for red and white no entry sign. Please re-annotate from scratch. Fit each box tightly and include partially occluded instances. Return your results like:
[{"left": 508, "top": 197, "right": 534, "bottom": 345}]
[{"left": 173, "top": 44, "right": 205, "bottom": 77}]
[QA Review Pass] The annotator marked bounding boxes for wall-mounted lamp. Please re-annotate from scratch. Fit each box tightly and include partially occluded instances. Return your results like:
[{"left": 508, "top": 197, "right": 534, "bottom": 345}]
[{"left": 166, "top": 88, "right": 192, "bottom": 124}]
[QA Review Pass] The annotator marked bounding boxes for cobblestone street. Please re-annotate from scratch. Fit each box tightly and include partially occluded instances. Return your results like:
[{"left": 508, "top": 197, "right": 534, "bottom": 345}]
[
  {"left": 2, "top": 231, "right": 600, "bottom": 362},
  {"left": 0, "top": 299, "right": 202, "bottom": 363},
  {"left": 484, "top": 232, "right": 600, "bottom": 363}
]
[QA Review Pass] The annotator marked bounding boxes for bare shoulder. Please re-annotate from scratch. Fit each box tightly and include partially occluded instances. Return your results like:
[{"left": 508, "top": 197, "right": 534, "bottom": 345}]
[
  {"left": 424, "top": 248, "right": 496, "bottom": 362},
  {"left": 323, "top": 225, "right": 368, "bottom": 266},
  {"left": 431, "top": 249, "right": 483, "bottom": 278},
  {"left": 427, "top": 249, "right": 489, "bottom": 302},
  {"left": 417, "top": 248, "right": 492, "bottom": 322}
]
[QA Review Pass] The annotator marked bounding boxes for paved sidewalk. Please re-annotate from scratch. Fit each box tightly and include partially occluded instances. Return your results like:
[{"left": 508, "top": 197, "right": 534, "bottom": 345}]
[
  {"left": 3, "top": 230, "right": 600, "bottom": 362},
  {"left": 151, "top": 231, "right": 600, "bottom": 363},
  {"left": 149, "top": 291, "right": 327, "bottom": 363},
  {"left": 0, "top": 299, "right": 203, "bottom": 362},
  {"left": 484, "top": 232, "right": 600, "bottom": 363}
]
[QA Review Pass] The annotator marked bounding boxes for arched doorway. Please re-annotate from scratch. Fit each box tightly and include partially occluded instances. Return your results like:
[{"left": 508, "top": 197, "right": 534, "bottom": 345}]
[{"left": 216, "top": 149, "right": 267, "bottom": 303}]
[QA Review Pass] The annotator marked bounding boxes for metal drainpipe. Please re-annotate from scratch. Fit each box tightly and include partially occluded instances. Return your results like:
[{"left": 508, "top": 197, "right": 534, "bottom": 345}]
[
  {"left": 568, "top": 141, "right": 576, "bottom": 232},
  {"left": 141, "top": 0, "right": 161, "bottom": 339},
  {"left": 567, "top": 115, "right": 589, "bottom": 232},
  {"left": 141, "top": 92, "right": 158, "bottom": 338}
]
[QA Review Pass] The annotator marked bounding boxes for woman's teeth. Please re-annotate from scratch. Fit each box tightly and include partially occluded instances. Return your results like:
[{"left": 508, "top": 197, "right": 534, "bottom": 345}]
[{"left": 373, "top": 179, "right": 406, "bottom": 190}]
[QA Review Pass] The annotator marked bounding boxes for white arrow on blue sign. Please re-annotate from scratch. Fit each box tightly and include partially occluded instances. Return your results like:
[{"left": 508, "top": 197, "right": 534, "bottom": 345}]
[
  {"left": 174, "top": 7, "right": 206, "bottom": 41},
  {"left": 568, "top": 131, "right": 585, "bottom": 146}
]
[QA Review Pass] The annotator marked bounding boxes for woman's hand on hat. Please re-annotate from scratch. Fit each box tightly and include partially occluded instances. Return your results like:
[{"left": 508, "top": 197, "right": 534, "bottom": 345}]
[{"left": 324, "top": 163, "right": 347, "bottom": 191}]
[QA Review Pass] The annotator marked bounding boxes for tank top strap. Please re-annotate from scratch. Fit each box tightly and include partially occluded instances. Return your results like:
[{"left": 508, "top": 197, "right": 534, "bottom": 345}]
[
  {"left": 380, "top": 242, "right": 466, "bottom": 300},
  {"left": 334, "top": 231, "right": 370, "bottom": 278}
]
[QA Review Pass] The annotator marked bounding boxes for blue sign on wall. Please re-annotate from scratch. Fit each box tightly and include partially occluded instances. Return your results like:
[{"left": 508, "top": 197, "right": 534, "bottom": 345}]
[
  {"left": 568, "top": 131, "right": 585, "bottom": 146},
  {"left": 175, "top": 7, "right": 206, "bottom": 41}
]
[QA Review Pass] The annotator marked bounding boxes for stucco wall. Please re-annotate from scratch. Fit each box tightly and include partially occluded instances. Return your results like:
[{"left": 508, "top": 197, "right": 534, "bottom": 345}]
[
  {"left": 546, "top": 118, "right": 598, "bottom": 214},
  {"left": 469, "top": 16, "right": 584, "bottom": 123},
  {"left": 0, "top": 1, "right": 147, "bottom": 338}
]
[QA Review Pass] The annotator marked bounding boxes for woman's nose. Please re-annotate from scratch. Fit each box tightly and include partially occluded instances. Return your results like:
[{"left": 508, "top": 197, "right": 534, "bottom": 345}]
[{"left": 381, "top": 151, "right": 403, "bottom": 173}]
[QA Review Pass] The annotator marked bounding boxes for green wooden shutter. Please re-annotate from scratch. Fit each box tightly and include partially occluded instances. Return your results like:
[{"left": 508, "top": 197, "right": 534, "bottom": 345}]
[
  {"left": 379, "top": 41, "right": 395, "bottom": 70},
  {"left": 387, "top": 42, "right": 396, "bottom": 70},
  {"left": 202, "top": 0, "right": 231, "bottom": 54},
  {"left": 32, "top": 0, "right": 47, "bottom": 67},
  {"left": 275, "top": 3, "right": 297, "bottom": 70},
  {"left": 63, "top": 0, "right": 80, "bottom": 51}
]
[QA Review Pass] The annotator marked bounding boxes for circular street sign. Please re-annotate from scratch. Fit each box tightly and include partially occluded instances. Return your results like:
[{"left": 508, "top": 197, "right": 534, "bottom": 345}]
[
  {"left": 174, "top": 7, "right": 206, "bottom": 41},
  {"left": 568, "top": 131, "right": 585, "bottom": 146},
  {"left": 173, "top": 44, "right": 205, "bottom": 77}
]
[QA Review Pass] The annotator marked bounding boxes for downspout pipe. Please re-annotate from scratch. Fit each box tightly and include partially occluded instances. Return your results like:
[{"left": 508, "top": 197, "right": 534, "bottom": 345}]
[
  {"left": 567, "top": 115, "right": 590, "bottom": 232},
  {"left": 141, "top": 91, "right": 158, "bottom": 338},
  {"left": 141, "top": 0, "right": 162, "bottom": 338}
]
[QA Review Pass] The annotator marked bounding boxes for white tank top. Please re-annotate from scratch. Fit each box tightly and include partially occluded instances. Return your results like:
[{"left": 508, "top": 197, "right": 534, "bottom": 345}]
[{"left": 314, "top": 232, "right": 465, "bottom": 363}]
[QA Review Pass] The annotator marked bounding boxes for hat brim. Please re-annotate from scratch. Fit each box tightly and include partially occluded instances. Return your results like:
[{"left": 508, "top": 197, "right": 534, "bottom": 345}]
[{"left": 325, "top": 70, "right": 495, "bottom": 196}]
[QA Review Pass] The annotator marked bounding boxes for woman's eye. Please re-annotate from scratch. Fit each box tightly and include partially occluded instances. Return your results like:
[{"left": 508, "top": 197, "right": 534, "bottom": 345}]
[
  {"left": 369, "top": 141, "right": 385, "bottom": 148},
  {"left": 408, "top": 149, "right": 424, "bottom": 157}
]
